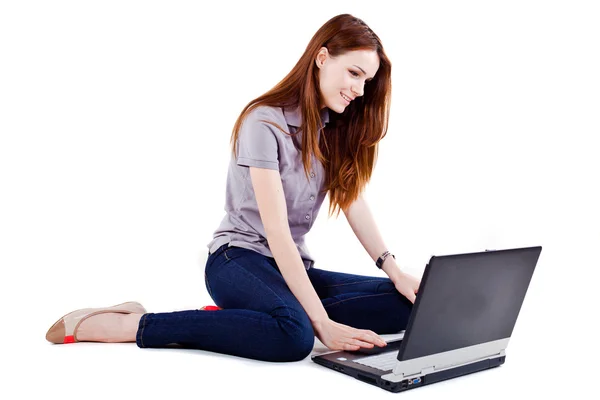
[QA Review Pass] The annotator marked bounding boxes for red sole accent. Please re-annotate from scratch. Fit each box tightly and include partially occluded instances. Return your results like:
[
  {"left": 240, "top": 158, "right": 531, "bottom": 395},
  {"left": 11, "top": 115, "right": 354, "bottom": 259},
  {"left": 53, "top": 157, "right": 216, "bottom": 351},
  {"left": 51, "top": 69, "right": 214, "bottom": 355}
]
[
  {"left": 200, "top": 305, "right": 222, "bottom": 311},
  {"left": 64, "top": 335, "right": 75, "bottom": 344}
]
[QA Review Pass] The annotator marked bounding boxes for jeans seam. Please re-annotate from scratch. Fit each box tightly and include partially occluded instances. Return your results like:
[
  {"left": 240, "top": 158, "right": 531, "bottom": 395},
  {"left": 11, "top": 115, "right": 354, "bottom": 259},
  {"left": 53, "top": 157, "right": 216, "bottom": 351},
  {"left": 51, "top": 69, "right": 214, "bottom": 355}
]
[
  {"left": 225, "top": 258, "right": 292, "bottom": 319},
  {"left": 205, "top": 273, "right": 214, "bottom": 298},
  {"left": 324, "top": 292, "right": 394, "bottom": 308},
  {"left": 139, "top": 313, "right": 148, "bottom": 348}
]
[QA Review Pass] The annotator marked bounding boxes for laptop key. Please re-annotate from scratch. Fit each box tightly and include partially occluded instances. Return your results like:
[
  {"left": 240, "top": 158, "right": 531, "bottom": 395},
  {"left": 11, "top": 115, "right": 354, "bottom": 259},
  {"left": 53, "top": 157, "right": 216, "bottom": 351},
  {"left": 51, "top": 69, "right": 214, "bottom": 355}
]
[{"left": 353, "top": 351, "right": 399, "bottom": 371}]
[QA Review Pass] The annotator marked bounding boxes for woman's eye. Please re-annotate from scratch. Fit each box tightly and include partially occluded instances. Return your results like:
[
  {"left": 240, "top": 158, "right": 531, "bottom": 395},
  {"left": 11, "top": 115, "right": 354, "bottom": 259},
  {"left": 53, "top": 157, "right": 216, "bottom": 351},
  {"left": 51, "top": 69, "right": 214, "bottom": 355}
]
[{"left": 349, "top": 70, "right": 359, "bottom": 77}]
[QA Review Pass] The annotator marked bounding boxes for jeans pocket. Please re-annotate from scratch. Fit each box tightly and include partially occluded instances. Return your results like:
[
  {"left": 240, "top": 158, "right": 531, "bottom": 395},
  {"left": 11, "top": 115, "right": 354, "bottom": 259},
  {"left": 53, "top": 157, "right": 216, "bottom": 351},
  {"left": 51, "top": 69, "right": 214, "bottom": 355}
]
[{"left": 223, "top": 246, "right": 250, "bottom": 262}]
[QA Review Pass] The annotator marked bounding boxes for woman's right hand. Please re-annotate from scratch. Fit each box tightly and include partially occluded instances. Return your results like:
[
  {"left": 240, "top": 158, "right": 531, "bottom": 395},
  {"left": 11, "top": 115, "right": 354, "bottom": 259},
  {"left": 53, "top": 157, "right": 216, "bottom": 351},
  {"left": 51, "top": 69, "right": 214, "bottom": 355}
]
[{"left": 313, "top": 318, "right": 388, "bottom": 351}]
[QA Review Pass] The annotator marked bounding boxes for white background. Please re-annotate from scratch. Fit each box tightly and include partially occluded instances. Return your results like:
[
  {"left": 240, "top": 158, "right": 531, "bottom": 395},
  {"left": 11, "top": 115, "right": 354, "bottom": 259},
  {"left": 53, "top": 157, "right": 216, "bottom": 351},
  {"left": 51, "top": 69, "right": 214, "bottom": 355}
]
[{"left": 1, "top": 0, "right": 598, "bottom": 398}]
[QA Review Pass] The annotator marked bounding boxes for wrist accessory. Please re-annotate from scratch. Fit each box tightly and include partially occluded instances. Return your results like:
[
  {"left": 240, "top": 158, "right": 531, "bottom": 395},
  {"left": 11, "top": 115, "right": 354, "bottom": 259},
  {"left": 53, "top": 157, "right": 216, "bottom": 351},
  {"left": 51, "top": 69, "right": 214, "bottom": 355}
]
[{"left": 376, "top": 250, "right": 395, "bottom": 269}]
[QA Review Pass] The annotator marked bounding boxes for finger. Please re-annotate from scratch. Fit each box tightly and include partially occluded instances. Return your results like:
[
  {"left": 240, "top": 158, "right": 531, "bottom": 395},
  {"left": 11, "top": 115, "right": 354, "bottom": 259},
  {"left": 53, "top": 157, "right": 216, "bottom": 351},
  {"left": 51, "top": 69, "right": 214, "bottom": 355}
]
[
  {"left": 366, "top": 330, "right": 387, "bottom": 346},
  {"left": 407, "top": 292, "right": 416, "bottom": 304},
  {"left": 359, "top": 331, "right": 387, "bottom": 346},
  {"left": 350, "top": 338, "right": 375, "bottom": 348},
  {"left": 342, "top": 343, "right": 361, "bottom": 351}
]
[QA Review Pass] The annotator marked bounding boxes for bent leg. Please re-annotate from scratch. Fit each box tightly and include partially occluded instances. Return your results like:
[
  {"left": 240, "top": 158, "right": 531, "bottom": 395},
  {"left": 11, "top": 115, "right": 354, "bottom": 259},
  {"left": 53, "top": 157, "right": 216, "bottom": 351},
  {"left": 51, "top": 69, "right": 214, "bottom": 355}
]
[
  {"left": 137, "top": 245, "right": 314, "bottom": 362},
  {"left": 307, "top": 267, "right": 413, "bottom": 334}
]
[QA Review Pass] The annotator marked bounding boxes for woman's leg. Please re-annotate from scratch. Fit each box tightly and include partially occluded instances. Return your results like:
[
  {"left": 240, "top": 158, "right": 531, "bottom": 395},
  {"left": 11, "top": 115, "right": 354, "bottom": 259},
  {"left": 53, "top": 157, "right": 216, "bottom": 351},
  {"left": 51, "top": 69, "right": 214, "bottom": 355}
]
[
  {"left": 135, "top": 244, "right": 315, "bottom": 362},
  {"left": 307, "top": 267, "right": 413, "bottom": 334}
]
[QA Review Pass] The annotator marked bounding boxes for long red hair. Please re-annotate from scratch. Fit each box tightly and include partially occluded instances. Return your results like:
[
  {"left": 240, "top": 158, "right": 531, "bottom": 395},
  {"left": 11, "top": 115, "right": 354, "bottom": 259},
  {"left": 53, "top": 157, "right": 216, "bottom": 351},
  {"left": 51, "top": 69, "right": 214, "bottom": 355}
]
[{"left": 230, "top": 14, "right": 392, "bottom": 218}]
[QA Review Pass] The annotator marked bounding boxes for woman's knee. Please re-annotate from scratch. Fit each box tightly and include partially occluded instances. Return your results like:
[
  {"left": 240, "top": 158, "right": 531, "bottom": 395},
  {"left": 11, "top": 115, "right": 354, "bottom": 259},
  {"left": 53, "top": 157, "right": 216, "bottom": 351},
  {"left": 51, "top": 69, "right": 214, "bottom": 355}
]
[
  {"left": 271, "top": 314, "right": 315, "bottom": 362},
  {"left": 278, "top": 330, "right": 315, "bottom": 362}
]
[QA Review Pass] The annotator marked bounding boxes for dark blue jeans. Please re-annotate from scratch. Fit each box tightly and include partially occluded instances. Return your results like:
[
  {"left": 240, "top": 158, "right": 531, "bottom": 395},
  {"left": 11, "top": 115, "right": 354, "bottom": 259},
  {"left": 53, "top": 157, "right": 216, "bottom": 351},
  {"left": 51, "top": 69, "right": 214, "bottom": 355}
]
[{"left": 136, "top": 244, "right": 413, "bottom": 362}]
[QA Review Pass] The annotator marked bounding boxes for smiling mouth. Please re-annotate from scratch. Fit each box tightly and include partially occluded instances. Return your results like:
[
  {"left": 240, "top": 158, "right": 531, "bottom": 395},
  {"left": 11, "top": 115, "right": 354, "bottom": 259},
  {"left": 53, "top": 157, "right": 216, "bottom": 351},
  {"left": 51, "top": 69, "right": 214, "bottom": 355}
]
[{"left": 341, "top": 92, "right": 352, "bottom": 103}]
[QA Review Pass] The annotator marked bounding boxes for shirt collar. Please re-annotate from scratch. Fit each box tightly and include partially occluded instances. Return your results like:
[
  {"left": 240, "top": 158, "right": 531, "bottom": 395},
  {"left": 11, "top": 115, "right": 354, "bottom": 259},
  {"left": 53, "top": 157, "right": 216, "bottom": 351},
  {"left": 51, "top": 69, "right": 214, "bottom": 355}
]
[{"left": 283, "top": 105, "right": 330, "bottom": 128}]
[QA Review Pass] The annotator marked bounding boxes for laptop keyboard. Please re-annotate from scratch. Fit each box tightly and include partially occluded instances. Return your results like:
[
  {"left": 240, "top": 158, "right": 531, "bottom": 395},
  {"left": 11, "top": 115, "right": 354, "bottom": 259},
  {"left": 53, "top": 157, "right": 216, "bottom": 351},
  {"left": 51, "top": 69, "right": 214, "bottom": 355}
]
[{"left": 353, "top": 351, "right": 398, "bottom": 371}]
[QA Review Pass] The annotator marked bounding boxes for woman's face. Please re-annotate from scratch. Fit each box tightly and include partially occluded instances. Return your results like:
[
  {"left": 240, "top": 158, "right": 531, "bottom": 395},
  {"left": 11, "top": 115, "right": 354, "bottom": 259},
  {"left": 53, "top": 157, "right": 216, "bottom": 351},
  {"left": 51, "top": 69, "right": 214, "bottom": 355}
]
[{"left": 315, "top": 48, "right": 380, "bottom": 113}]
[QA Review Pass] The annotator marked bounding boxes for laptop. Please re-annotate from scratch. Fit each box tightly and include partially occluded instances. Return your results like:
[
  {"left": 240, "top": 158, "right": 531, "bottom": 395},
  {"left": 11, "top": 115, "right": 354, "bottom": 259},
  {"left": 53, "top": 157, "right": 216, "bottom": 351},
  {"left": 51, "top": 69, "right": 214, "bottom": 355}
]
[{"left": 311, "top": 246, "right": 542, "bottom": 392}]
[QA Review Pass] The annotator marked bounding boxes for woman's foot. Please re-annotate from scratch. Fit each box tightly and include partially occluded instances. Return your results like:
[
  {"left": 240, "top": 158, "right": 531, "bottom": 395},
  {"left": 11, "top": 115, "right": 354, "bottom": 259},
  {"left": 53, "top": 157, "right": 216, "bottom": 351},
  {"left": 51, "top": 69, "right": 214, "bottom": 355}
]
[
  {"left": 77, "top": 313, "right": 143, "bottom": 343},
  {"left": 45, "top": 301, "right": 146, "bottom": 344}
]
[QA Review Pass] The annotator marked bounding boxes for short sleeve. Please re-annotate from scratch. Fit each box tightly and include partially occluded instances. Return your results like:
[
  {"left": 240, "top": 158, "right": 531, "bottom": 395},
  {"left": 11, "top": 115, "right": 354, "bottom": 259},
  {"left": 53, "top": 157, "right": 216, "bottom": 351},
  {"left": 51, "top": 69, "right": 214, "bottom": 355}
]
[{"left": 236, "top": 109, "right": 279, "bottom": 170}]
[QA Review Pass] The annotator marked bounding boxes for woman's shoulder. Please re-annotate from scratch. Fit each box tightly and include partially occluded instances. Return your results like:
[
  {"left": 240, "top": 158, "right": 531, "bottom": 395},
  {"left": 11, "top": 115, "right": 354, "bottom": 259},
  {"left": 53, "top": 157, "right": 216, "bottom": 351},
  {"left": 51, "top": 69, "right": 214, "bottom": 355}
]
[{"left": 244, "top": 105, "right": 286, "bottom": 125}]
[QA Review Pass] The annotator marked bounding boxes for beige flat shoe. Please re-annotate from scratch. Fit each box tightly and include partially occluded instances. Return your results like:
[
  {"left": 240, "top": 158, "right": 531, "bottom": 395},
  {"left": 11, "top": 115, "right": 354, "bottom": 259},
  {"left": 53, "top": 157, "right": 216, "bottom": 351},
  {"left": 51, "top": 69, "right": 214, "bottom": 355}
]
[{"left": 46, "top": 301, "right": 147, "bottom": 344}]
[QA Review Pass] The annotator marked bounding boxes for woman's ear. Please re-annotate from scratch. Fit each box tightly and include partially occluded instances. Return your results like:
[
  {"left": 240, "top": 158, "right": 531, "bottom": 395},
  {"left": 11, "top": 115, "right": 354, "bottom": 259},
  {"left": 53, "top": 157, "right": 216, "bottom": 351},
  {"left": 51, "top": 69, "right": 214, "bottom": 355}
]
[{"left": 315, "top": 47, "right": 328, "bottom": 69}]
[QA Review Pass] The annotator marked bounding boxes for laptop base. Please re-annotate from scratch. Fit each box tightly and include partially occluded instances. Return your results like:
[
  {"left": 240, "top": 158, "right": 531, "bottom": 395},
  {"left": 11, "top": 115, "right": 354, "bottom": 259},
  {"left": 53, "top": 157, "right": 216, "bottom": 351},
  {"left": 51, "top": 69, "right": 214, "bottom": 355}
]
[{"left": 312, "top": 353, "right": 505, "bottom": 393}]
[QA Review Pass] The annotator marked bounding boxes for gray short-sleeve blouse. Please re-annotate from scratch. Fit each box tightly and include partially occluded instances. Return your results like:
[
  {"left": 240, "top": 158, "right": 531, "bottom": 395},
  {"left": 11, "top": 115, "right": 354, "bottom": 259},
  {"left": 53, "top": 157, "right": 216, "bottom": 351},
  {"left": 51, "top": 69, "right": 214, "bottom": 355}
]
[{"left": 207, "top": 105, "right": 330, "bottom": 270}]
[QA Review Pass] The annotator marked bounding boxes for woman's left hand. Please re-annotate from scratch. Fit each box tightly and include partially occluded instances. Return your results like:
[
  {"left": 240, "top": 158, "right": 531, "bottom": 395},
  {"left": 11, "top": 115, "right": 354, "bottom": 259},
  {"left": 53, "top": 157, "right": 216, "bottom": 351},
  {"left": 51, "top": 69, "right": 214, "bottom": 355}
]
[{"left": 392, "top": 271, "right": 421, "bottom": 304}]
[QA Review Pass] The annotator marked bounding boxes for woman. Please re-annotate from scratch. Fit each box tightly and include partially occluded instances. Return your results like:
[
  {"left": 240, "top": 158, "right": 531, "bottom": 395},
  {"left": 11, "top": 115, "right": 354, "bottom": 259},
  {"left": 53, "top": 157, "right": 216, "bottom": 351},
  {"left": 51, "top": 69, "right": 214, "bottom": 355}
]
[{"left": 45, "top": 13, "right": 421, "bottom": 363}]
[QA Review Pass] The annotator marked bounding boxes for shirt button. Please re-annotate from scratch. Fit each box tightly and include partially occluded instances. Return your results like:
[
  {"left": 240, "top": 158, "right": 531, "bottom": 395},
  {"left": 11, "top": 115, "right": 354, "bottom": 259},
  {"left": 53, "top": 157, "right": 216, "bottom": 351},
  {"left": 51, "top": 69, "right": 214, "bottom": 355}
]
[
  {"left": 305, "top": 215, "right": 310, "bottom": 220},
  {"left": 310, "top": 172, "right": 315, "bottom": 178},
  {"left": 309, "top": 195, "right": 315, "bottom": 201}
]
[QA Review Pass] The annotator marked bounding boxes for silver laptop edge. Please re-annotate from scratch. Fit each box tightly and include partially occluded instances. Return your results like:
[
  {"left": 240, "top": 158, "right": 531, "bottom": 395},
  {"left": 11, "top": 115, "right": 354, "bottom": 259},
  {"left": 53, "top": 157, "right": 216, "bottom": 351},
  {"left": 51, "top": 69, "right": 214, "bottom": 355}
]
[{"left": 380, "top": 338, "right": 509, "bottom": 382}]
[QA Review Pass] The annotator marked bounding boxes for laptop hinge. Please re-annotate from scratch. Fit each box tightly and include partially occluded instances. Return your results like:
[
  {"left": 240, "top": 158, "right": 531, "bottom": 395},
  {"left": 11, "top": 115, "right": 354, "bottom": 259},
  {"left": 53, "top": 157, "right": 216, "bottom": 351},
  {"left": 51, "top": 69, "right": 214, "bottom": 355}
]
[
  {"left": 405, "top": 349, "right": 505, "bottom": 379},
  {"left": 419, "top": 366, "right": 435, "bottom": 376},
  {"left": 381, "top": 341, "right": 507, "bottom": 384}
]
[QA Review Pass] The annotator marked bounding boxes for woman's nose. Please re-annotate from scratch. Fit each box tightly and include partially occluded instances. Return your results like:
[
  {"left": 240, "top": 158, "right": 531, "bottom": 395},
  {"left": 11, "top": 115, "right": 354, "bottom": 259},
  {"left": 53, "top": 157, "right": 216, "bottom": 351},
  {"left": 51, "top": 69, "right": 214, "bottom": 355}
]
[{"left": 351, "top": 85, "right": 363, "bottom": 97}]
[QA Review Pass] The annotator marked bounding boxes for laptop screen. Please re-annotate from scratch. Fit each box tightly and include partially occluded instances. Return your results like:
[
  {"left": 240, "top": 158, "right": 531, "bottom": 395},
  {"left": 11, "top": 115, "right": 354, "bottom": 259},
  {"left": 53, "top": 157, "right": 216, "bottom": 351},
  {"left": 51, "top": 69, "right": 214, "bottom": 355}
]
[{"left": 398, "top": 246, "right": 541, "bottom": 361}]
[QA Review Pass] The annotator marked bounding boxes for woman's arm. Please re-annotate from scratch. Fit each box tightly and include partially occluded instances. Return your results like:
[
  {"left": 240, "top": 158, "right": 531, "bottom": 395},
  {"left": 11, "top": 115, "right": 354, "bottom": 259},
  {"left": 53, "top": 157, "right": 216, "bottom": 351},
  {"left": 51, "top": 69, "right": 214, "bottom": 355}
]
[
  {"left": 249, "top": 167, "right": 391, "bottom": 348},
  {"left": 343, "top": 193, "right": 421, "bottom": 303},
  {"left": 249, "top": 166, "right": 329, "bottom": 326},
  {"left": 342, "top": 193, "right": 403, "bottom": 281}
]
